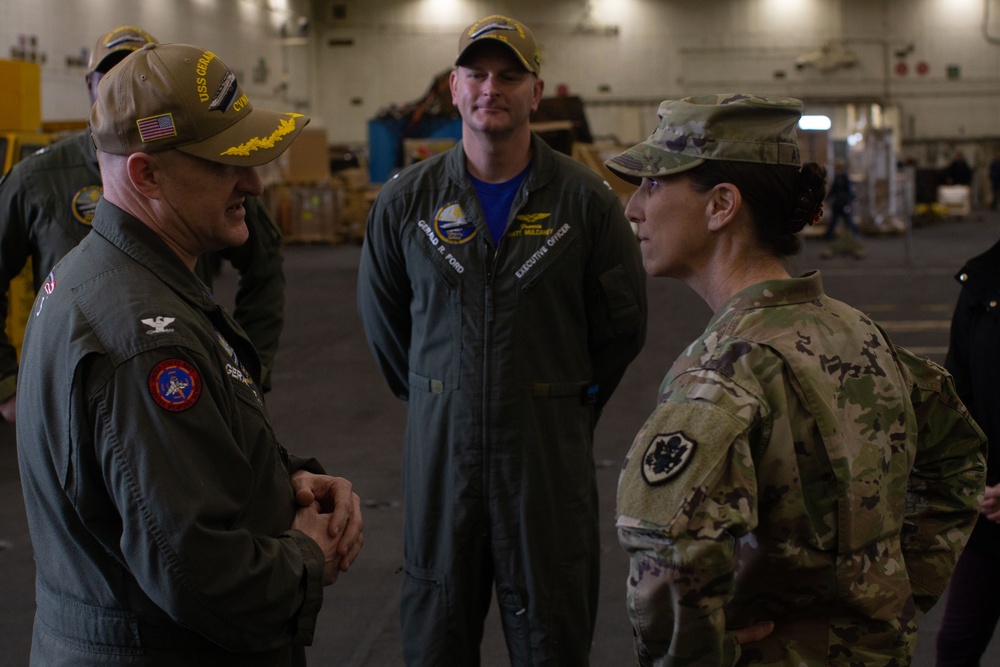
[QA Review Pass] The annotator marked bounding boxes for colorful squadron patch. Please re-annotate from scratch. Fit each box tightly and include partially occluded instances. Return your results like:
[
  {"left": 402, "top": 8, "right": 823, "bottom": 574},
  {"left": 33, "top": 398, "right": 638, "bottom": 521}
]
[
  {"left": 642, "top": 431, "right": 696, "bottom": 486},
  {"left": 433, "top": 201, "right": 478, "bottom": 244},
  {"left": 70, "top": 186, "right": 103, "bottom": 225},
  {"left": 148, "top": 359, "right": 202, "bottom": 412}
]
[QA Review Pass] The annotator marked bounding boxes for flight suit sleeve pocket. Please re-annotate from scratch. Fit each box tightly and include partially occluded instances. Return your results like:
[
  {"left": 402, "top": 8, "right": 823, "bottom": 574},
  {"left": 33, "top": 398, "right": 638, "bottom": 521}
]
[{"left": 598, "top": 264, "right": 643, "bottom": 335}]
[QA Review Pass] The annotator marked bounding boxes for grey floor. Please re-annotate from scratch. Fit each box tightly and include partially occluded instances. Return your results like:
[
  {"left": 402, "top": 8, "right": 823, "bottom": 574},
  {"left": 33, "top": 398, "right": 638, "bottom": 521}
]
[{"left": 3, "top": 209, "right": 1000, "bottom": 665}]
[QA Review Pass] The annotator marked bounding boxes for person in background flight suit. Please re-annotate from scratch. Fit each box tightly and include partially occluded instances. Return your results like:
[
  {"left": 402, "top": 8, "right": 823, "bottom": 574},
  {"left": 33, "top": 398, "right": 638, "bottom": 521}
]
[
  {"left": 606, "top": 93, "right": 986, "bottom": 666},
  {"left": 16, "top": 41, "right": 363, "bottom": 665},
  {"left": 357, "top": 14, "right": 647, "bottom": 666},
  {"left": 0, "top": 25, "right": 287, "bottom": 423}
]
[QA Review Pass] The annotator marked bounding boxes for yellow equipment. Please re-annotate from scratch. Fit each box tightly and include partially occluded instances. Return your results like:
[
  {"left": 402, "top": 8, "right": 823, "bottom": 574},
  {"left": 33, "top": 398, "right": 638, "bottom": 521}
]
[
  {"left": 2, "top": 130, "right": 51, "bottom": 174},
  {"left": 1, "top": 58, "right": 53, "bottom": 360}
]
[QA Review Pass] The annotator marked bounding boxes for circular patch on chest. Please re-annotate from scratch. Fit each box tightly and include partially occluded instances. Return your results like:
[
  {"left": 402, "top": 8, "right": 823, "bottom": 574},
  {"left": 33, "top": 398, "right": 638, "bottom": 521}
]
[{"left": 70, "top": 185, "right": 103, "bottom": 225}]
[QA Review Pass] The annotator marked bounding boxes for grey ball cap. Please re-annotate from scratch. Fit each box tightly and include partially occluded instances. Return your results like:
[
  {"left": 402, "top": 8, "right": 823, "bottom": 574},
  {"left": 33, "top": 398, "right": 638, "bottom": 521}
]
[{"left": 605, "top": 93, "right": 804, "bottom": 184}]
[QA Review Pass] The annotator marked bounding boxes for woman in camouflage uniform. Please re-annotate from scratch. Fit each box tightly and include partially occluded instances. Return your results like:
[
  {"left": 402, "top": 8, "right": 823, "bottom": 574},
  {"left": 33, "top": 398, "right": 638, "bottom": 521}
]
[{"left": 605, "top": 94, "right": 986, "bottom": 666}]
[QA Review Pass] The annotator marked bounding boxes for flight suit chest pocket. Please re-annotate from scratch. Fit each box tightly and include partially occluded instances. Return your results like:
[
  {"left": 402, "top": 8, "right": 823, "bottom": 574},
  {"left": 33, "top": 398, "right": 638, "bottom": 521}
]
[
  {"left": 510, "top": 222, "right": 580, "bottom": 292},
  {"left": 213, "top": 330, "right": 268, "bottom": 417},
  {"left": 410, "top": 217, "right": 470, "bottom": 288},
  {"left": 406, "top": 232, "right": 465, "bottom": 392}
]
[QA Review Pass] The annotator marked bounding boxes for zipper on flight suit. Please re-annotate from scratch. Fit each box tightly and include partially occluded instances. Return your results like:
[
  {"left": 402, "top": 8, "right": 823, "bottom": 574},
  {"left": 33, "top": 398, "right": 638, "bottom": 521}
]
[
  {"left": 479, "top": 183, "right": 527, "bottom": 552},
  {"left": 481, "top": 231, "right": 501, "bottom": 533}
]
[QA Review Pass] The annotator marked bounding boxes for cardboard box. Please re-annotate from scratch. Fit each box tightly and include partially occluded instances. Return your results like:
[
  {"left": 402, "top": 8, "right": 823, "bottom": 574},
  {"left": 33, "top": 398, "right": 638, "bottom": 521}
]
[
  {"left": 264, "top": 183, "right": 339, "bottom": 243},
  {"left": 0, "top": 59, "right": 42, "bottom": 131},
  {"left": 276, "top": 127, "right": 330, "bottom": 183},
  {"left": 287, "top": 184, "right": 338, "bottom": 242},
  {"left": 572, "top": 142, "right": 637, "bottom": 207},
  {"left": 336, "top": 187, "right": 379, "bottom": 241},
  {"left": 937, "top": 185, "right": 971, "bottom": 217},
  {"left": 331, "top": 167, "right": 371, "bottom": 191}
]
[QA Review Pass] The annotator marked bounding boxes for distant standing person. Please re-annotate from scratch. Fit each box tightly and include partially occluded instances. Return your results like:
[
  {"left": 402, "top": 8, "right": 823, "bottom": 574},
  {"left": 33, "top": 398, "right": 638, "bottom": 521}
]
[
  {"left": 821, "top": 158, "right": 857, "bottom": 240},
  {"left": 989, "top": 148, "right": 1000, "bottom": 210},
  {"left": 16, "top": 42, "right": 363, "bottom": 665},
  {"left": 942, "top": 149, "right": 973, "bottom": 186},
  {"left": 819, "top": 156, "right": 865, "bottom": 259},
  {"left": 357, "top": 14, "right": 647, "bottom": 666},
  {"left": 606, "top": 93, "right": 985, "bottom": 665}
]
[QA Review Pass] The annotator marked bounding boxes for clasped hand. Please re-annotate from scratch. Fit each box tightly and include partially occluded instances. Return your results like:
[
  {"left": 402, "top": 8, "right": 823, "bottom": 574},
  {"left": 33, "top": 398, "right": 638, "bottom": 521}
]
[
  {"left": 981, "top": 484, "right": 1000, "bottom": 524},
  {"left": 290, "top": 471, "right": 364, "bottom": 585}
]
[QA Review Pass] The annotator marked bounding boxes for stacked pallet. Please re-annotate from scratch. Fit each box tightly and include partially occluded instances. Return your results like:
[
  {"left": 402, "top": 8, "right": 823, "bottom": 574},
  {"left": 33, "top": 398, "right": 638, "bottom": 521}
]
[
  {"left": 264, "top": 128, "right": 379, "bottom": 245},
  {"left": 329, "top": 167, "right": 379, "bottom": 244}
]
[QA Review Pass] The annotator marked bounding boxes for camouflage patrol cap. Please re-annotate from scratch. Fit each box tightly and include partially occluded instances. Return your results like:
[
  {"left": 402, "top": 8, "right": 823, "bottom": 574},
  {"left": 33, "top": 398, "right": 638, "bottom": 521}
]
[
  {"left": 90, "top": 42, "right": 310, "bottom": 167},
  {"left": 457, "top": 15, "right": 541, "bottom": 75},
  {"left": 86, "top": 25, "right": 157, "bottom": 75},
  {"left": 606, "top": 94, "right": 803, "bottom": 184}
]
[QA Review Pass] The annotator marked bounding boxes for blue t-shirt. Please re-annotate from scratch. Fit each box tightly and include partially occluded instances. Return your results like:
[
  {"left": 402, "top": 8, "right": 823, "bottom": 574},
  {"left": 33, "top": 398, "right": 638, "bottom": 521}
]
[{"left": 469, "top": 164, "right": 531, "bottom": 243}]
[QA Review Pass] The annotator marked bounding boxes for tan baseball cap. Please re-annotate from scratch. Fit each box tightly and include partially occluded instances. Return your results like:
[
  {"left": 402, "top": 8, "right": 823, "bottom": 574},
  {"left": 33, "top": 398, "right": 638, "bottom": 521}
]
[
  {"left": 86, "top": 25, "right": 157, "bottom": 75},
  {"left": 90, "top": 42, "right": 310, "bottom": 167},
  {"left": 606, "top": 94, "right": 803, "bottom": 184},
  {"left": 456, "top": 15, "right": 540, "bottom": 75}
]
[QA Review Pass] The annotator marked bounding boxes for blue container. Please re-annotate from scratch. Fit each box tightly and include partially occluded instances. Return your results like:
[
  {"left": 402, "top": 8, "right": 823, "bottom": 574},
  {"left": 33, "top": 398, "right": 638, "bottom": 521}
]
[{"left": 367, "top": 117, "right": 462, "bottom": 184}]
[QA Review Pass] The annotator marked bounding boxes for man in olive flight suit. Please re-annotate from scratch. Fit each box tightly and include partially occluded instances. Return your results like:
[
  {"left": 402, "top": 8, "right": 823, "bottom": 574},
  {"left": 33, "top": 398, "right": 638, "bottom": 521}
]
[
  {"left": 358, "top": 15, "right": 647, "bottom": 666},
  {"left": 0, "top": 25, "right": 286, "bottom": 423},
  {"left": 16, "top": 40, "right": 363, "bottom": 665}
]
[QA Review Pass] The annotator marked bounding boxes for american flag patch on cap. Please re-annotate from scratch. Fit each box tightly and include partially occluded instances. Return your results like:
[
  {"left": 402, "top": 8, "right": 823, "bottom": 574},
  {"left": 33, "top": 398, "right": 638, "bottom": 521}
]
[{"left": 137, "top": 114, "right": 177, "bottom": 142}]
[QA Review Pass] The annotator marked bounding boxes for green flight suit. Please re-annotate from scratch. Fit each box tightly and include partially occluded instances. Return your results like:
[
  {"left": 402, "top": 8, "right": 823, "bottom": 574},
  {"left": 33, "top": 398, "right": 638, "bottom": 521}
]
[
  {"left": 16, "top": 199, "right": 323, "bottom": 665},
  {"left": 0, "top": 128, "right": 285, "bottom": 396},
  {"left": 359, "top": 134, "right": 647, "bottom": 665}
]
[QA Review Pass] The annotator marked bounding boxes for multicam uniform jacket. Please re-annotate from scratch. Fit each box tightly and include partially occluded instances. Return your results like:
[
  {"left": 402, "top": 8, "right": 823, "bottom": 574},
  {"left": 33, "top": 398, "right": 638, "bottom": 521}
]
[{"left": 617, "top": 271, "right": 985, "bottom": 666}]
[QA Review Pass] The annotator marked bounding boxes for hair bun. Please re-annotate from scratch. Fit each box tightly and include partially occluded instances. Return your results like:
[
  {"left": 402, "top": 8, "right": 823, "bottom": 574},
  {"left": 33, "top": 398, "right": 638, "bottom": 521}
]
[{"left": 788, "top": 163, "right": 827, "bottom": 232}]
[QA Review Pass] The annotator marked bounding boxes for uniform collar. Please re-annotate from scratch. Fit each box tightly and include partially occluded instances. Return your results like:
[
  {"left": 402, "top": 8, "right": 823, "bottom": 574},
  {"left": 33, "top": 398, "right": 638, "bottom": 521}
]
[
  {"left": 446, "top": 131, "right": 556, "bottom": 190},
  {"left": 709, "top": 270, "right": 825, "bottom": 327},
  {"left": 90, "top": 198, "right": 217, "bottom": 310}
]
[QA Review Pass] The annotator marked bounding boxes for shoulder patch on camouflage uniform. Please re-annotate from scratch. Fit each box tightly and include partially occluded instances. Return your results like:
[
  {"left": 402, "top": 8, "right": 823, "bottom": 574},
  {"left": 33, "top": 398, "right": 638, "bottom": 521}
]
[
  {"left": 618, "top": 399, "right": 750, "bottom": 529},
  {"left": 641, "top": 431, "right": 696, "bottom": 486}
]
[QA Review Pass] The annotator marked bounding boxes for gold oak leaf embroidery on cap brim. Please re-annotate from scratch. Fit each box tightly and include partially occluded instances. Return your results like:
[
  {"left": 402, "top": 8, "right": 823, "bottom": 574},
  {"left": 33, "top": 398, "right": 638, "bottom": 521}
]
[{"left": 220, "top": 113, "right": 304, "bottom": 157}]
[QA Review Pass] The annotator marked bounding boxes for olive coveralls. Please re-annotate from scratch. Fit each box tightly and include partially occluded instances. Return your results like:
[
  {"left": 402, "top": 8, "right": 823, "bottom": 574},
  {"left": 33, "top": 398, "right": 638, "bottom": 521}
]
[
  {"left": 16, "top": 200, "right": 324, "bottom": 666},
  {"left": 358, "top": 134, "right": 647, "bottom": 665},
  {"left": 0, "top": 128, "right": 286, "bottom": 397}
]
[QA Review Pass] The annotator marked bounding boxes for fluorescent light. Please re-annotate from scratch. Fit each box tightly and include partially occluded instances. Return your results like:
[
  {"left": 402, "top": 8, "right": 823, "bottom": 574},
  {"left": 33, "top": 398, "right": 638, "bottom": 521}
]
[{"left": 799, "top": 115, "right": 832, "bottom": 131}]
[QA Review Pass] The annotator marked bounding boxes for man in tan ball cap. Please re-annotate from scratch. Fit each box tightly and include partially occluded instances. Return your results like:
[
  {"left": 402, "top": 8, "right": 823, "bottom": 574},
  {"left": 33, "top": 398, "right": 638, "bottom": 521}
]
[
  {"left": 16, "top": 42, "right": 364, "bottom": 666},
  {"left": 358, "top": 14, "right": 646, "bottom": 666}
]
